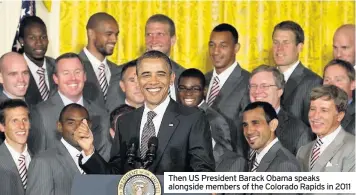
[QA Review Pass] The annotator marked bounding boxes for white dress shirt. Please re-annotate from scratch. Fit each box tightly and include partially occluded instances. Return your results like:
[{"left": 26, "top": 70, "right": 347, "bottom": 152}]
[
  {"left": 24, "top": 53, "right": 50, "bottom": 90},
  {"left": 61, "top": 138, "right": 84, "bottom": 173},
  {"left": 58, "top": 91, "right": 84, "bottom": 106},
  {"left": 206, "top": 61, "right": 238, "bottom": 102},
  {"left": 318, "top": 125, "right": 342, "bottom": 156},
  {"left": 280, "top": 60, "right": 300, "bottom": 82},
  {"left": 83, "top": 47, "right": 111, "bottom": 84},
  {"left": 255, "top": 138, "right": 279, "bottom": 165},
  {"left": 4, "top": 140, "right": 31, "bottom": 169}
]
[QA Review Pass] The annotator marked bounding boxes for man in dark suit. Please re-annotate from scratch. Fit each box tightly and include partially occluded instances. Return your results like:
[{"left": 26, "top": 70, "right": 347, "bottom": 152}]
[
  {"left": 272, "top": 21, "right": 322, "bottom": 126},
  {"left": 109, "top": 104, "right": 135, "bottom": 139},
  {"left": 205, "top": 23, "right": 250, "bottom": 158},
  {"left": 79, "top": 12, "right": 123, "bottom": 113},
  {"left": 28, "top": 53, "right": 111, "bottom": 160},
  {"left": 249, "top": 65, "right": 313, "bottom": 155},
  {"left": 333, "top": 24, "right": 355, "bottom": 67},
  {"left": 243, "top": 102, "right": 301, "bottom": 173},
  {"left": 18, "top": 16, "right": 56, "bottom": 105},
  {"left": 0, "top": 99, "right": 32, "bottom": 195},
  {"left": 297, "top": 85, "right": 355, "bottom": 172},
  {"left": 323, "top": 59, "right": 355, "bottom": 135},
  {"left": 27, "top": 104, "right": 91, "bottom": 195},
  {"left": 121, "top": 14, "right": 185, "bottom": 101},
  {"left": 177, "top": 68, "right": 235, "bottom": 165},
  {"left": 75, "top": 50, "right": 215, "bottom": 174}
]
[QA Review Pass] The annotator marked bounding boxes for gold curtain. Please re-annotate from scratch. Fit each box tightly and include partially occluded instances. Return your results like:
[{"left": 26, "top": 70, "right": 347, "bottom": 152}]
[{"left": 60, "top": 1, "right": 355, "bottom": 75}]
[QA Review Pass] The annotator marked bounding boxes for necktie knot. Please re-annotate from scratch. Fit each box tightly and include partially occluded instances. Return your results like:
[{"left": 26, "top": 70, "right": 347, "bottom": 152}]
[
  {"left": 207, "top": 76, "right": 221, "bottom": 106},
  {"left": 18, "top": 154, "right": 26, "bottom": 162},
  {"left": 147, "top": 111, "right": 157, "bottom": 121},
  {"left": 314, "top": 138, "right": 323, "bottom": 148},
  {"left": 37, "top": 67, "right": 45, "bottom": 75},
  {"left": 99, "top": 63, "right": 105, "bottom": 71},
  {"left": 213, "top": 76, "right": 220, "bottom": 83}
]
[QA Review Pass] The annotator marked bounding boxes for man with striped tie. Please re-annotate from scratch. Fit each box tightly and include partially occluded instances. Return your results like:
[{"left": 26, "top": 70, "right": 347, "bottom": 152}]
[
  {"left": 297, "top": 85, "right": 355, "bottom": 172},
  {"left": 242, "top": 102, "right": 300, "bottom": 173},
  {"left": 0, "top": 99, "right": 31, "bottom": 195}
]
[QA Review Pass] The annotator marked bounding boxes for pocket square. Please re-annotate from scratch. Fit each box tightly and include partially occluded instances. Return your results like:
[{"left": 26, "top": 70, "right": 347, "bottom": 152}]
[{"left": 326, "top": 162, "right": 333, "bottom": 167}]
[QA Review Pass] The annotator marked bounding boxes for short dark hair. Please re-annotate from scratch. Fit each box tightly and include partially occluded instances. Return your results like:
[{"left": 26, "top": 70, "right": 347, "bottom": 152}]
[
  {"left": 136, "top": 50, "right": 172, "bottom": 74},
  {"left": 54, "top": 52, "right": 85, "bottom": 74},
  {"left": 212, "top": 23, "right": 239, "bottom": 44},
  {"left": 19, "top": 16, "right": 47, "bottom": 39},
  {"left": 121, "top": 60, "right": 137, "bottom": 80},
  {"left": 273, "top": 20, "right": 304, "bottom": 45},
  {"left": 178, "top": 68, "right": 206, "bottom": 88},
  {"left": 0, "top": 99, "right": 29, "bottom": 125},
  {"left": 86, "top": 12, "right": 117, "bottom": 30},
  {"left": 310, "top": 85, "right": 348, "bottom": 113},
  {"left": 324, "top": 59, "right": 355, "bottom": 81},
  {"left": 59, "top": 103, "right": 89, "bottom": 122},
  {"left": 146, "top": 14, "right": 175, "bottom": 36},
  {"left": 110, "top": 104, "right": 135, "bottom": 129},
  {"left": 243, "top": 101, "right": 278, "bottom": 123}
]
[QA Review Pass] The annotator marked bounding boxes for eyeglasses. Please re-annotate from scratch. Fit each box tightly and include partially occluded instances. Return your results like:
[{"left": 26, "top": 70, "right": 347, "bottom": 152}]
[
  {"left": 177, "top": 86, "right": 203, "bottom": 93},
  {"left": 249, "top": 84, "right": 277, "bottom": 91}
]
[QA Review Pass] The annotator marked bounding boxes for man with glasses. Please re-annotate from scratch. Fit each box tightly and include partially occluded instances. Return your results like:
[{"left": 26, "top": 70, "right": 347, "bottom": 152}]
[{"left": 177, "top": 68, "right": 244, "bottom": 171}]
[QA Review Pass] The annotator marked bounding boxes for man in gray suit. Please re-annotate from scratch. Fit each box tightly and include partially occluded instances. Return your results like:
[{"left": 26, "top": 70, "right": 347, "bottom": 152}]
[
  {"left": 323, "top": 59, "right": 355, "bottom": 135},
  {"left": 0, "top": 99, "right": 32, "bottom": 195},
  {"left": 18, "top": 16, "right": 57, "bottom": 105},
  {"left": 243, "top": 101, "right": 301, "bottom": 172},
  {"left": 249, "top": 65, "right": 313, "bottom": 155},
  {"left": 205, "top": 23, "right": 250, "bottom": 158},
  {"left": 177, "top": 68, "right": 235, "bottom": 166},
  {"left": 297, "top": 85, "right": 355, "bottom": 172},
  {"left": 27, "top": 104, "right": 91, "bottom": 195},
  {"left": 28, "top": 53, "right": 111, "bottom": 160},
  {"left": 79, "top": 12, "right": 124, "bottom": 113},
  {"left": 121, "top": 14, "right": 185, "bottom": 101},
  {"left": 272, "top": 21, "right": 322, "bottom": 126}
]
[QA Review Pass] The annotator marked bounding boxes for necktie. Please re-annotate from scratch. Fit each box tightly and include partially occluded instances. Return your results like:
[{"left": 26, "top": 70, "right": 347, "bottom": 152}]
[
  {"left": 140, "top": 111, "right": 157, "bottom": 158},
  {"left": 310, "top": 138, "right": 323, "bottom": 169},
  {"left": 37, "top": 67, "right": 49, "bottom": 101},
  {"left": 76, "top": 154, "right": 85, "bottom": 174},
  {"left": 207, "top": 76, "right": 220, "bottom": 106},
  {"left": 250, "top": 155, "right": 259, "bottom": 172},
  {"left": 98, "top": 63, "right": 109, "bottom": 100},
  {"left": 18, "top": 154, "right": 27, "bottom": 189}
]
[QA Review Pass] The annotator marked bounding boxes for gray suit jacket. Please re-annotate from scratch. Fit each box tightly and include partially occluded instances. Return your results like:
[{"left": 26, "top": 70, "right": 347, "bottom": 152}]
[
  {"left": 79, "top": 50, "right": 124, "bottom": 113},
  {"left": 281, "top": 62, "right": 322, "bottom": 126},
  {"left": 297, "top": 128, "right": 355, "bottom": 172},
  {"left": 276, "top": 108, "right": 314, "bottom": 155},
  {"left": 199, "top": 102, "right": 234, "bottom": 164},
  {"left": 25, "top": 56, "right": 57, "bottom": 106},
  {"left": 0, "top": 144, "right": 31, "bottom": 195},
  {"left": 26, "top": 142, "right": 81, "bottom": 195},
  {"left": 28, "top": 92, "right": 111, "bottom": 160},
  {"left": 205, "top": 63, "right": 250, "bottom": 158},
  {"left": 215, "top": 150, "right": 247, "bottom": 172},
  {"left": 341, "top": 100, "right": 355, "bottom": 135}
]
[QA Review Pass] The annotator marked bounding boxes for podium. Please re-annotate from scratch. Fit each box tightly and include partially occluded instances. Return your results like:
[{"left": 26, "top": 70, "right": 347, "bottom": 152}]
[{"left": 71, "top": 174, "right": 209, "bottom": 195}]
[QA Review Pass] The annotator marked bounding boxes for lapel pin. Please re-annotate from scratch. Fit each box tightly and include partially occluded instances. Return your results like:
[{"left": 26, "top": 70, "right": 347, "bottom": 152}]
[{"left": 169, "top": 123, "right": 174, "bottom": 127}]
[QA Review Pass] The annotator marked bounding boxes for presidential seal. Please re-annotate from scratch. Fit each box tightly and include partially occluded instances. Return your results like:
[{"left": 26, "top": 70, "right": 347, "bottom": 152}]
[{"left": 118, "top": 169, "right": 161, "bottom": 195}]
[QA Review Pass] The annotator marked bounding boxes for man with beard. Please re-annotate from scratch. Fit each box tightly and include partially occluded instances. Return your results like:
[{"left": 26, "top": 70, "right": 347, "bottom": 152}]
[{"left": 79, "top": 12, "right": 123, "bottom": 113}]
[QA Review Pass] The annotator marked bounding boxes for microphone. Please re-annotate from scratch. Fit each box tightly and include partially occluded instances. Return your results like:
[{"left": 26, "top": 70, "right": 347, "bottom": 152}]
[
  {"left": 143, "top": 136, "right": 158, "bottom": 169},
  {"left": 126, "top": 137, "right": 139, "bottom": 168}
]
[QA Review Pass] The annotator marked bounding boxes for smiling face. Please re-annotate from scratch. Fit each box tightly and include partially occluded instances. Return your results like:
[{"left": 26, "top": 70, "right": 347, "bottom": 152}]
[
  {"left": 19, "top": 23, "right": 48, "bottom": 62},
  {"left": 323, "top": 64, "right": 355, "bottom": 100},
  {"left": 137, "top": 58, "right": 174, "bottom": 110},
  {"left": 178, "top": 77, "right": 204, "bottom": 107},
  {"left": 145, "top": 22, "right": 176, "bottom": 56}
]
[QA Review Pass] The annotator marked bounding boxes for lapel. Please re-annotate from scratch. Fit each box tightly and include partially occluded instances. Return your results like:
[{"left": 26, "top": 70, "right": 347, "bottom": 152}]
[
  {"left": 282, "top": 62, "right": 305, "bottom": 102},
  {"left": 128, "top": 107, "right": 144, "bottom": 147},
  {"left": 205, "top": 71, "right": 213, "bottom": 89},
  {"left": 211, "top": 64, "right": 243, "bottom": 108},
  {"left": 198, "top": 101, "right": 209, "bottom": 112},
  {"left": 0, "top": 144, "right": 24, "bottom": 190},
  {"left": 45, "top": 56, "right": 56, "bottom": 91},
  {"left": 311, "top": 129, "right": 346, "bottom": 171},
  {"left": 55, "top": 142, "right": 81, "bottom": 174},
  {"left": 342, "top": 100, "right": 355, "bottom": 127},
  {"left": 276, "top": 108, "right": 289, "bottom": 138},
  {"left": 26, "top": 70, "right": 42, "bottom": 103},
  {"left": 257, "top": 141, "right": 282, "bottom": 172},
  {"left": 151, "top": 100, "right": 180, "bottom": 171}
]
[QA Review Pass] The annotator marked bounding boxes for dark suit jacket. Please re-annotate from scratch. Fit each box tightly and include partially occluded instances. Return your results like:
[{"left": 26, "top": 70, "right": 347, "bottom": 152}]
[
  {"left": 25, "top": 56, "right": 56, "bottom": 106},
  {"left": 199, "top": 102, "right": 233, "bottom": 164},
  {"left": 80, "top": 99, "right": 215, "bottom": 174},
  {"left": 26, "top": 142, "right": 81, "bottom": 195},
  {"left": 205, "top": 64, "right": 250, "bottom": 158},
  {"left": 276, "top": 108, "right": 314, "bottom": 155},
  {"left": 0, "top": 144, "right": 32, "bottom": 195},
  {"left": 79, "top": 50, "right": 124, "bottom": 113},
  {"left": 281, "top": 62, "right": 322, "bottom": 126},
  {"left": 342, "top": 100, "right": 355, "bottom": 135},
  {"left": 28, "top": 92, "right": 111, "bottom": 160}
]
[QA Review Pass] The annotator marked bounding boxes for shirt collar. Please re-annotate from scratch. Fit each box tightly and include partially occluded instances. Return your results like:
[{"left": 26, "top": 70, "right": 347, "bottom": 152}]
[
  {"left": 198, "top": 100, "right": 205, "bottom": 107},
  {"left": 83, "top": 47, "right": 107, "bottom": 69},
  {"left": 143, "top": 95, "right": 170, "bottom": 117},
  {"left": 24, "top": 53, "right": 47, "bottom": 69},
  {"left": 279, "top": 60, "right": 300, "bottom": 82},
  {"left": 275, "top": 106, "right": 281, "bottom": 114},
  {"left": 61, "top": 138, "right": 81, "bottom": 158},
  {"left": 213, "top": 61, "right": 238, "bottom": 78},
  {"left": 4, "top": 140, "right": 29, "bottom": 162},
  {"left": 318, "top": 125, "right": 342, "bottom": 144},
  {"left": 2, "top": 91, "right": 25, "bottom": 100},
  {"left": 255, "top": 137, "right": 279, "bottom": 163},
  {"left": 58, "top": 91, "right": 84, "bottom": 106}
]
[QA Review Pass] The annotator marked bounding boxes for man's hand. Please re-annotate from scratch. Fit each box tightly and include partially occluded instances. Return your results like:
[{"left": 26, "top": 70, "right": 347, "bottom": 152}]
[{"left": 74, "top": 119, "right": 94, "bottom": 156}]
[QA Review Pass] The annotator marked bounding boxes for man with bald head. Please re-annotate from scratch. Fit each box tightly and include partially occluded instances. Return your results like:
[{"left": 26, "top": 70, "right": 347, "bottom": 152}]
[
  {"left": 333, "top": 24, "right": 355, "bottom": 67},
  {"left": 0, "top": 52, "right": 30, "bottom": 145},
  {"left": 79, "top": 12, "right": 124, "bottom": 113}
]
